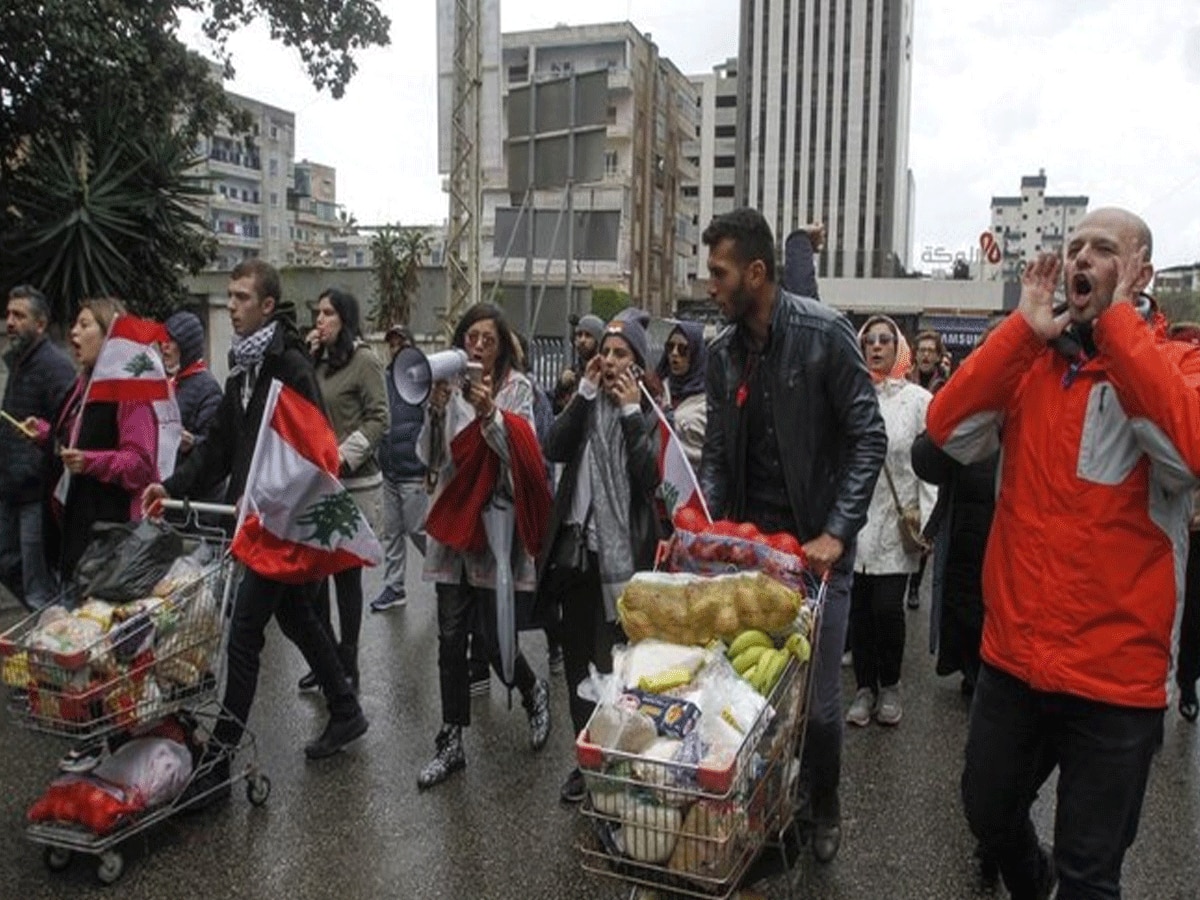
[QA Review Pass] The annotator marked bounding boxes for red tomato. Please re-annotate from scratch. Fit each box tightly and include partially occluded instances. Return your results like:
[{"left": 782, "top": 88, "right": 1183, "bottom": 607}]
[
  {"left": 709, "top": 520, "right": 738, "bottom": 537},
  {"left": 733, "top": 521, "right": 760, "bottom": 541},
  {"left": 673, "top": 507, "right": 708, "bottom": 534},
  {"left": 767, "top": 532, "right": 804, "bottom": 557}
]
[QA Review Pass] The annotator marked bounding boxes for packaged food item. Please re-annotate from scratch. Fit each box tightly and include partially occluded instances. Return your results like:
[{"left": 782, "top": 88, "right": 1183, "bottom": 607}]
[
  {"left": 618, "top": 689, "right": 702, "bottom": 740},
  {"left": 619, "top": 796, "right": 682, "bottom": 863}
]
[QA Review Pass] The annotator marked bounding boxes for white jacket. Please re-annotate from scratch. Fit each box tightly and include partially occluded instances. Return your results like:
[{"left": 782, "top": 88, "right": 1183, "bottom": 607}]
[{"left": 855, "top": 378, "right": 937, "bottom": 576}]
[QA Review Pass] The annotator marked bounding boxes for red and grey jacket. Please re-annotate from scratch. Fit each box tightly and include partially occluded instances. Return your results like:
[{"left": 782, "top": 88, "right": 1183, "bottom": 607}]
[{"left": 927, "top": 302, "right": 1200, "bottom": 708}]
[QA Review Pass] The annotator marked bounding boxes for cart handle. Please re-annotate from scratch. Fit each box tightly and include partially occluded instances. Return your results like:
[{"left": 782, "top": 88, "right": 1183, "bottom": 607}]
[{"left": 159, "top": 499, "right": 238, "bottom": 519}]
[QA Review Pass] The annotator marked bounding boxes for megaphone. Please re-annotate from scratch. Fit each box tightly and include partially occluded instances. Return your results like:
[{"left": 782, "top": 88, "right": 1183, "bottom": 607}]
[{"left": 393, "top": 346, "right": 469, "bottom": 405}]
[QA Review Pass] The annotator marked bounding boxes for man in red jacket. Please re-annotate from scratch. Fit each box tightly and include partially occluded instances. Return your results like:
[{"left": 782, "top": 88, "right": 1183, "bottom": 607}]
[{"left": 926, "top": 207, "right": 1200, "bottom": 899}]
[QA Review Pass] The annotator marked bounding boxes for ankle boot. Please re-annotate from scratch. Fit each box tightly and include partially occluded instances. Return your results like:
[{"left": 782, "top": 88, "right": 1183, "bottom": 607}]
[
  {"left": 417, "top": 725, "right": 466, "bottom": 789},
  {"left": 338, "top": 644, "right": 360, "bottom": 693}
]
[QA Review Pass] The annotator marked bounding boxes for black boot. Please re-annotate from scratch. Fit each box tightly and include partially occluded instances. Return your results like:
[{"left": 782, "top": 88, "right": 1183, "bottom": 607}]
[
  {"left": 523, "top": 679, "right": 551, "bottom": 751},
  {"left": 417, "top": 725, "right": 466, "bottom": 789},
  {"left": 338, "top": 643, "right": 360, "bottom": 694},
  {"left": 304, "top": 709, "right": 369, "bottom": 760}
]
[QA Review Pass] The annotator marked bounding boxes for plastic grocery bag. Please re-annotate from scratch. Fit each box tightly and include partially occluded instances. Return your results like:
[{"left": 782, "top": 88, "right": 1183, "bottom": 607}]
[{"left": 75, "top": 520, "right": 184, "bottom": 603}]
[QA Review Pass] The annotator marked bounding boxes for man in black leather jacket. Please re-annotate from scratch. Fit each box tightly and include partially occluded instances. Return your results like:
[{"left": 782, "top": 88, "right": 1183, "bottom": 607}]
[{"left": 700, "top": 208, "right": 886, "bottom": 863}]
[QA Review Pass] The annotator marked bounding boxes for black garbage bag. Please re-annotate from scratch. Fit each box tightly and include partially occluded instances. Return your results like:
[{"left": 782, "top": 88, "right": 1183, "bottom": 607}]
[{"left": 74, "top": 520, "right": 184, "bottom": 603}]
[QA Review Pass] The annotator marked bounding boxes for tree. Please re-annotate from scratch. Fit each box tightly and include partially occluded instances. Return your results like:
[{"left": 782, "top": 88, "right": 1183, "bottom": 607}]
[
  {"left": 0, "top": 98, "right": 216, "bottom": 323},
  {"left": 591, "top": 287, "right": 631, "bottom": 323},
  {"left": 0, "top": 0, "right": 389, "bottom": 319},
  {"left": 369, "top": 226, "right": 432, "bottom": 331}
]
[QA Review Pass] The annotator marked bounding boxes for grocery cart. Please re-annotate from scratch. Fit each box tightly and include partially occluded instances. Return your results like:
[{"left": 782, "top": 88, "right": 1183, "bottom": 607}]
[
  {"left": 575, "top": 560, "right": 827, "bottom": 900},
  {"left": 0, "top": 500, "right": 270, "bottom": 885}
]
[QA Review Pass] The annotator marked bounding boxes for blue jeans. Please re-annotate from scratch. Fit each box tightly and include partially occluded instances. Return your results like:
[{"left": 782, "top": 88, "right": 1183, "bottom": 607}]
[
  {"left": 802, "top": 565, "right": 851, "bottom": 826},
  {"left": 962, "top": 663, "right": 1162, "bottom": 900},
  {"left": 0, "top": 499, "right": 57, "bottom": 609}
]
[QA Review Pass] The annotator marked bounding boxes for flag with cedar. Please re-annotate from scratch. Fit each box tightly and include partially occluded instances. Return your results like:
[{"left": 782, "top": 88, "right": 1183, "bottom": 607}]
[{"left": 231, "top": 379, "right": 383, "bottom": 584}]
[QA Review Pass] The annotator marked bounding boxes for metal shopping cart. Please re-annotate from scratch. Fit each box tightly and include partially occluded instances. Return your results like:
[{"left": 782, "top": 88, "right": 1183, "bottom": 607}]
[
  {"left": 0, "top": 501, "right": 270, "bottom": 885},
  {"left": 575, "top": 565, "right": 826, "bottom": 900}
]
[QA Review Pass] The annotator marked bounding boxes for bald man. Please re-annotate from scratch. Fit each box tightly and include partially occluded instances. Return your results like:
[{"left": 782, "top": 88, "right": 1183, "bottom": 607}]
[{"left": 926, "top": 208, "right": 1200, "bottom": 899}]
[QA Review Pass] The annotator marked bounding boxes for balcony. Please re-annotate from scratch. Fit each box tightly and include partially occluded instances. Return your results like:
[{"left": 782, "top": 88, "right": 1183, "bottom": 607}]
[{"left": 207, "top": 149, "right": 262, "bottom": 173}]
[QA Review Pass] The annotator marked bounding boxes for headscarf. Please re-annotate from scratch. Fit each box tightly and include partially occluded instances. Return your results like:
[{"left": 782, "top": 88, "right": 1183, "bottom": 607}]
[
  {"left": 857, "top": 315, "right": 912, "bottom": 384},
  {"left": 655, "top": 321, "right": 707, "bottom": 404}
]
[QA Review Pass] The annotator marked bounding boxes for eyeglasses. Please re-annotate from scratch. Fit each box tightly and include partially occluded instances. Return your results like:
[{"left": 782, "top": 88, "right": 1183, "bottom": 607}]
[
  {"left": 465, "top": 330, "right": 496, "bottom": 348},
  {"left": 862, "top": 333, "right": 895, "bottom": 347},
  {"left": 666, "top": 340, "right": 690, "bottom": 356}
]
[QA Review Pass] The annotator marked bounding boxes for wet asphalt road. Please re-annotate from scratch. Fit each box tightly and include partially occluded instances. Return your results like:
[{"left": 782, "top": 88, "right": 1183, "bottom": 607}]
[{"left": 0, "top": 562, "right": 1197, "bottom": 900}]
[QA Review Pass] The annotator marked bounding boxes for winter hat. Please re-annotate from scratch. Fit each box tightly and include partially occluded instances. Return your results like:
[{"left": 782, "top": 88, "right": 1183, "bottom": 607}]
[
  {"left": 575, "top": 314, "right": 605, "bottom": 342},
  {"left": 603, "top": 307, "right": 651, "bottom": 369},
  {"left": 165, "top": 311, "right": 206, "bottom": 369}
]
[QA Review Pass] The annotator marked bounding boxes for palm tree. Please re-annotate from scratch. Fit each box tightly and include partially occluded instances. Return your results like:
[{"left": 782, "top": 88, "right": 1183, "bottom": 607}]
[
  {"left": 370, "top": 224, "right": 432, "bottom": 330},
  {"left": 0, "top": 99, "right": 213, "bottom": 323}
]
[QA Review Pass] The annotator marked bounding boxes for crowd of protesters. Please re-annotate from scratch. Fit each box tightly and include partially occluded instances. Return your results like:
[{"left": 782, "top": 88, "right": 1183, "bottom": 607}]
[{"left": 3, "top": 200, "right": 1200, "bottom": 899}]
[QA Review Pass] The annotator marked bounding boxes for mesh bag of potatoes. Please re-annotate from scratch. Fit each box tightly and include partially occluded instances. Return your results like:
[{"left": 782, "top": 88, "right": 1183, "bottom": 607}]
[{"left": 617, "top": 571, "right": 801, "bottom": 645}]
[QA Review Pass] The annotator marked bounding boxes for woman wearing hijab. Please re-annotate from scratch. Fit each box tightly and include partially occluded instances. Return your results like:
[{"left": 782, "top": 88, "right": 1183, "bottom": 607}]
[
  {"left": 540, "top": 309, "right": 663, "bottom": 804},
  {"left": 655, "top": 321, "right": 708, "bottom": 468},
  {"left": 845, "top": 315, "right": 936, "bottom": 728}
]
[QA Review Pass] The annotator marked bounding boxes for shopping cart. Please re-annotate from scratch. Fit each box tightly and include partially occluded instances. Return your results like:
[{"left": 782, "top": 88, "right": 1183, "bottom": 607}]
[
  {"left": 575, "top": 575, "right": 826, "bottom": 900},
  {"left": 0, "top": 500, "right": 270, "bottom": 885}
]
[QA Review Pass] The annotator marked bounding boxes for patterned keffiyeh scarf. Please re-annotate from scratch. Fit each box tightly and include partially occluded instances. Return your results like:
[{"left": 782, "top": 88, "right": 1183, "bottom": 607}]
[{"left": 229, "top": 321, "right": 277, "bottom": 407}]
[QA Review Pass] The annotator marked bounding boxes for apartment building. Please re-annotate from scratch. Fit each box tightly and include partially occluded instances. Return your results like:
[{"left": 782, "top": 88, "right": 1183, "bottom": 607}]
[{"left": 985, "top": 170, "right": 1088, "bottom": 282}]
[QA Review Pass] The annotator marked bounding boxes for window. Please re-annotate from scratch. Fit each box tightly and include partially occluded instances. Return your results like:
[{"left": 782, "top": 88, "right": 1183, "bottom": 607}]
[
  {"left": 604, "top": 151, "right": 619, "bottom": 176},
  {"left": 716, "top": 94, "right": 736, "bottom": 108},
  {"left": 508, "top": 63, "right": 528, "bottom": 82},
  {"left": 714, "top": 155, "right": 735, "bottom": 169},
  {"left": 715, "top": 124, "right": 736, "bottom": 138},
  {"left": 269, "top": 158, "right": 279, "bottom": 177},
  {"left": 606, "top": 105, "right": 617, "bottom": 125},
  {"left": 270, "top": 192, "right": 278, "bottom": 207},
  {"left": 714, "top": 185, "right": 735, "bottom": 198}
]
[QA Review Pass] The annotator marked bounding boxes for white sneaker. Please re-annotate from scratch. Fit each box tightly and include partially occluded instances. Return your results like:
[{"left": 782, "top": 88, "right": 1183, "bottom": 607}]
[
  {"left": 876, "top": 684, "right": 903, "bottom": 726},
  {"left": 845, "top": 687, "right": 875, "bottom": 727}
]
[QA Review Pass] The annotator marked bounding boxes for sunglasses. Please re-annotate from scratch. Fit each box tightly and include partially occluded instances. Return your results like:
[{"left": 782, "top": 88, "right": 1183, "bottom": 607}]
[
  {"left": 862, "top": 333, "right": 895, "bottom": 347},
  {"left": 666, "top": 340, "right": 690, "bottom": 356}
]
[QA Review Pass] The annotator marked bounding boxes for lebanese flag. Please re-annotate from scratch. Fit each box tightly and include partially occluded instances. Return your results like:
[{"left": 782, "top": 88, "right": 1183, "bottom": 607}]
[
  {"left": 640, "top": 385, "right": 712, "bottom": 523},
  {"left": 88, "top": 315, "right": 172, "bottom": 403},
  {"left": 231, "top": 379, "right": 383, "bottom": 584}
]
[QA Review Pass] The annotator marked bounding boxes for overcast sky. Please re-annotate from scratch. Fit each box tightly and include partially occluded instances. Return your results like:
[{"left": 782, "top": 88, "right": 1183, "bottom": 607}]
[{"left": 184, "top": 0, "right": 1200, "bottom": 271}]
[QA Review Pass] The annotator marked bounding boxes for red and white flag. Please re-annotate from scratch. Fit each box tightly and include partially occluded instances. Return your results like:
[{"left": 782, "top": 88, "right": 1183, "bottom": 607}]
[
  {"left": 640, "top": 384, "right": 712, "bottom": 523},
  {"left": 231, "top": 379, "right": 382, "bottom": 584},
  {"left": 88, "top": 315, "right": 172, "bottom": 403}
]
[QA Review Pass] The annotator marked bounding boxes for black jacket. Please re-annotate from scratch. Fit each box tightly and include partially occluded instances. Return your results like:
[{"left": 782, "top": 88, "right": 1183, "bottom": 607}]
[
  {"left": 165, "top": 321, "right": 323, "bottom": 504},
  {"left": 700, "top": 288, "right": 886, "bottom": 568},
  {"left": 538, "top": 390, "right": 662, "bottom": 585},
  {"left": 174, "top": 366, "right": 223, "bottom": 456},
  {"left": 0, "top": 336, "right": 76, "bottom": 504}
]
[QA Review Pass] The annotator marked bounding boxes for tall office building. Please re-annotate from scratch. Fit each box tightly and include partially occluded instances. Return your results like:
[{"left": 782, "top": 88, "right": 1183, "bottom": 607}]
[
  {"left": 683, "top": 58, "right": 739, "bottom": 293},
  {"left": 737, "top": 0, "right": 915, "bottom": 277}
]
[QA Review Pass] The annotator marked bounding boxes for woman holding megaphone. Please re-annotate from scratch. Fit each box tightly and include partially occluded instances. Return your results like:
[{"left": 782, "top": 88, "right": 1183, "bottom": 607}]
[{"left": 416, "top": 303, "right": 553, "bottom": 789}]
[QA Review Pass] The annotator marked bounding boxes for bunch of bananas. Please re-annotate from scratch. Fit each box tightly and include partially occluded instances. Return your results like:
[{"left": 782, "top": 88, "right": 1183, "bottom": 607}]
[{"left": 726, "top": 629, "right": 811, "bottom": 696}]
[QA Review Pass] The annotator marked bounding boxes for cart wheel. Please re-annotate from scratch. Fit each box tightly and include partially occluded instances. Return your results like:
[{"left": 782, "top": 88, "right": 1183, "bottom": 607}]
[
  {"left": 43, "top": 846, "right": 72, "bottom": 871},
  {"left": 246, "top": 773, "right": 271, "bottom": 806},
  {"left": 96, "top": 850, "right": 124, "bottom": 885}
]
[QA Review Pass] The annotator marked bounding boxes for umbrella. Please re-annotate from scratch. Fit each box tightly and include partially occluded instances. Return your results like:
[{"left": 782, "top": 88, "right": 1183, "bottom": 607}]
[{"left": 482, "top": 496, "right": 517, "bottom": 688}]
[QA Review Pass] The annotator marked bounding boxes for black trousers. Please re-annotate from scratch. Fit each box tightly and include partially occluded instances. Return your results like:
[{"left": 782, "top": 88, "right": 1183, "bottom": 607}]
[
  {"left": 849, "top": 572, "right": 908, "bottom": 690},
  {"left": 214, "top": 569, "right": 360, "bottom": 748},
  {"left": 436, "top": 579, "right": 536, "bottom": 727},
  {"left": 962, "top": 663, "right": 1161, "bottom": 900},
  {"left": 314, "top": 566, "right": 363, "bottom": 650},
  {"left": 544, "top": 557, "right": 624, "bottom": 736},
  {"left": 1177, "top": 531, "right": 1200, "bottom": 695}
]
